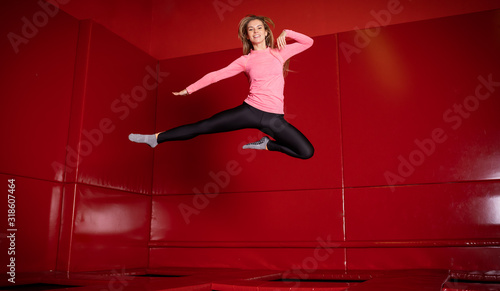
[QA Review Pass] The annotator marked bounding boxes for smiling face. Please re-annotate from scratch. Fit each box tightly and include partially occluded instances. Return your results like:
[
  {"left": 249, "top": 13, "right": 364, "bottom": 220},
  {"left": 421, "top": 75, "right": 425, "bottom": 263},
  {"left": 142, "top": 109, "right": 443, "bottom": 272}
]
[
  {"left": 238, "top": 15, "right": 275, "bottom": 54},
  {"left": 246, "top": 19, "right": 268, "bottom": 48}
]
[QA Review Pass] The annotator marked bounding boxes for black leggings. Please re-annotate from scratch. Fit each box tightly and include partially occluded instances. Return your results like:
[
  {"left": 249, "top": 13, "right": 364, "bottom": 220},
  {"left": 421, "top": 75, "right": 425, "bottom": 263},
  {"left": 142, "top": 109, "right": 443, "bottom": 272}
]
[{"left": 157, "top": 103, "right": 314, "bottom": 159}]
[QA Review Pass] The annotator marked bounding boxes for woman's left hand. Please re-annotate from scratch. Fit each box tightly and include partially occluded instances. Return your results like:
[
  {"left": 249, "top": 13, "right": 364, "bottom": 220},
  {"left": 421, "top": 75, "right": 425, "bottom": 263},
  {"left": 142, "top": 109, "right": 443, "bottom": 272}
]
[
  {"left": 277, "top": 30, "right": 287, "bottom": 50},
  {"left": 172, "top": 89, "right": 189, "bottom": 96}
]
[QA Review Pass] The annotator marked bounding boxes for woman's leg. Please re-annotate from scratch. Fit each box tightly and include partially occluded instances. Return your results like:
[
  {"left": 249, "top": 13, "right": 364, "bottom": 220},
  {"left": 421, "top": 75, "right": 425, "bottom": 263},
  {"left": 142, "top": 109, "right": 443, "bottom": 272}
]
[
  {"left": 156, "top": 103, "right": 260, "bottom": 143},
  {"left": 130, "top": 104, "right": 259, "bottom": 147},
  {"left": 260, "top": 114, "right": 314, "bottom": 159}
]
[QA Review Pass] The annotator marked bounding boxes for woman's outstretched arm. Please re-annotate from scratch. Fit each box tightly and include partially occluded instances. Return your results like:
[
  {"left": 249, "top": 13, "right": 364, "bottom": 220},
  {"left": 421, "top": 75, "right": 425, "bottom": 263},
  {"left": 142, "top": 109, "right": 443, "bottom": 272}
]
[{"left": 172, "top": 55, "right": 247, "bottom": 96}]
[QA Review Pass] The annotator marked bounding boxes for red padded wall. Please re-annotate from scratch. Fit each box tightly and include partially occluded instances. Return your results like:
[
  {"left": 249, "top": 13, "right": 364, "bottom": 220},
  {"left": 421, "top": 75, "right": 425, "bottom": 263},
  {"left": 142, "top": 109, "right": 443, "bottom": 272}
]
[
  {"left": 149, "top": 189, "right": 345, "bottom": 269},
  {"left": 340, "top": 10, "right": 500, "bottom": 188},
  {"left": 149, "top": 9, "right": 500, "bottom": 272},
  {"left": 338, "top": 9, "right": 500, "bottom": 270},
  {"left": 149, "top": 247, "right": 346, "bottom": 271},
  {"left": 348, "top": 247, "right": 500, "bottom": 271},
  {"left": 0, "top": 0, "right": 79, "bottom": 182},
  {"left": 66, "top": 20, "right": 157, "bottom": 194},
  {"left": 0, "top": 0, "right": 77, "bottom": 279},
  {"left": 3, "top": 0, "right": 500, "bottom": 285},
  {"left": 46, "top": 0, "right": 153, "bottom": 57},
  {"left": 149, "top": 33, "right": 343, "bottom": 269},
  {"left": 57, "top": 184, "right": 151, "bottom": 272},
  {"left": 0, "top": 174, "right": 62, "bottom": 277},
  {"left": 1, "top": 1, "right": 157, "bottom": 279},
  {"left": 151, "top": 189, "right": 342, "bottom": 242},
  {"left": 57, "top": 21, "right": 157, "bottom": 272},
  {"left": 346, "top": 182, "right": 500, "bottom": 241},
  {"left": 150, "top": 34, "right": 344, "bottom": 269}
]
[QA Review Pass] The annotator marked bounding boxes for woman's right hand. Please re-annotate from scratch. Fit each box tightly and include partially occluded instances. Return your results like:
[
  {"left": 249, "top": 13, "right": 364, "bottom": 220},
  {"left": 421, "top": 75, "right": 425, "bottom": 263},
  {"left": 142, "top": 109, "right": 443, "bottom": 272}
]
[{"left": 172, "top": 89, "right": 189, "bottom": 96}]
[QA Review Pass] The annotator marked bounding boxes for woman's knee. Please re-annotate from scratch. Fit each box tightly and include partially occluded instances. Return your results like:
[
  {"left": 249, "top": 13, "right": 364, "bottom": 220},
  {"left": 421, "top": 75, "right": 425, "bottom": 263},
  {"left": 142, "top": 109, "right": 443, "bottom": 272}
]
[{"left": 299, "top": 144, "right": 314, "bottom": 159}]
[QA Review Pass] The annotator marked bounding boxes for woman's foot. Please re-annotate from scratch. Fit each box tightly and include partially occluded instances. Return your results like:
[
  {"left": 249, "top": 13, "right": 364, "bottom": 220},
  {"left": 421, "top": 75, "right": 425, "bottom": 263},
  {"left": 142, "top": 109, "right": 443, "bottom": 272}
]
[
  {"left": 128, "top": 133, "right": 158, "bottom": 148},
  {"left": 242, "top": 136, "right": 270, "bottom": 150}
]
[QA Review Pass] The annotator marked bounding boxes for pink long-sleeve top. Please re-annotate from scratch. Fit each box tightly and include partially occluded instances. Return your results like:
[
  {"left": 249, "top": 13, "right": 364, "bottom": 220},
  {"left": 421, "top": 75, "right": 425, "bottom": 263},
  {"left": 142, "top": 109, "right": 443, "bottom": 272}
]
[{"left": 186, "top": 29, "right": 313, "bottom": 114}]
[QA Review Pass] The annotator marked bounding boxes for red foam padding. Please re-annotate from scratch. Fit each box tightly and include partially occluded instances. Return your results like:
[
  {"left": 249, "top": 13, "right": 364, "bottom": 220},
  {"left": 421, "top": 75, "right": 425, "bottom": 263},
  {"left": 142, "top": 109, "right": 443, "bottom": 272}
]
[
  {"left": 0, "top": 174, "right": 62, "bottom": 276},
  {"left": 345, "top": 270, "right": 449, "bottom": 291},
  {"left": 66, "top": 21, "right": 157, "bottom": 194},
  {"left": 153, "top": 34, "right": 341, "bottom": 195},
  {"left": 0, "top": 0, "right": 79, "bottom": 182},
  {"left": 345, "top": 181, "right": 500, "bottom": 241},
  {"left": 340, "top": 9, "right": 500, "bottom": 188},
  {"left": 150, "top": 189, "right": 343, "bottom": 242},
  {"left": 57, "top": 184, "right": 151, "bottom": 272},
  {"left": 347, "top": 247, "right": 500, "bottom": 271},
  {"left": 149, "top": 247, "right": 346, "bottom": 270},
  {"left": 443, "top": 282, "right": 500, "bottom": 291}
]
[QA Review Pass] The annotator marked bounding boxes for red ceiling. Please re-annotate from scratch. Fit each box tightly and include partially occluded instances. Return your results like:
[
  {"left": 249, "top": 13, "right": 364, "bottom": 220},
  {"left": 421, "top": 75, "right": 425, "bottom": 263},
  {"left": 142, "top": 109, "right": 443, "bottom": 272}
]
[{"left": 48, "top": 0, "right": 500, "bottom": 60}]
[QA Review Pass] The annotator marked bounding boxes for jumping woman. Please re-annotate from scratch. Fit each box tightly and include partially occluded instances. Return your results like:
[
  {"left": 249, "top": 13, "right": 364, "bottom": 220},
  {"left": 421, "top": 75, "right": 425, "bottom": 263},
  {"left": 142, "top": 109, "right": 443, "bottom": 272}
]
[{"left": 129, "top": 15, "right": 314, "bottom": 159}]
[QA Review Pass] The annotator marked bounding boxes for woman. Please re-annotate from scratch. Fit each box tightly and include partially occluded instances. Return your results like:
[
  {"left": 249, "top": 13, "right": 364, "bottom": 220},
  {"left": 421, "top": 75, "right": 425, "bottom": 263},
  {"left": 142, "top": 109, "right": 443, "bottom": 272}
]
[{"left": 129, "top": 15, "right": 314, "bottom": 159}]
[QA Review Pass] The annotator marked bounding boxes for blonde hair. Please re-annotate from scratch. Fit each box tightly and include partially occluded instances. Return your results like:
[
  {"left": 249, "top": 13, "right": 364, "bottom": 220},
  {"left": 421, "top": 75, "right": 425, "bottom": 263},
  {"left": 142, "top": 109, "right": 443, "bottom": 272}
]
[{"left": 238, "top": 15, "right": 290, "bottom": 76}]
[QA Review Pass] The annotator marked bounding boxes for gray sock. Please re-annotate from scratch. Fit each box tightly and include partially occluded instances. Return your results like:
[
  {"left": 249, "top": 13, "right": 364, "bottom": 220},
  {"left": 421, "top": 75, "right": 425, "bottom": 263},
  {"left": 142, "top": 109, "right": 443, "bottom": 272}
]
[
  {"left": 242, "top": 136, "right": 270, "bottom": 150},
  {"left": 128, "top": 133, "right": 158, "bottom": 148}
]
